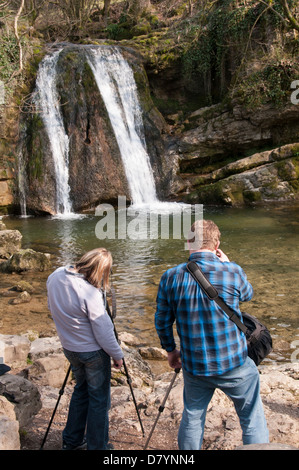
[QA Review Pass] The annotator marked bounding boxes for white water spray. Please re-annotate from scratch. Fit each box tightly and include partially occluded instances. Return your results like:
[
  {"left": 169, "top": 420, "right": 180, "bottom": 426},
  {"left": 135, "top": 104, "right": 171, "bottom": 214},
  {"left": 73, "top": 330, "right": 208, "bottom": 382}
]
[
  {"left": 34, "top": 49, "right": 73, "bottom": 216},
  {"left": 87, "top": 46, "right": 159, "bottom": 207}
]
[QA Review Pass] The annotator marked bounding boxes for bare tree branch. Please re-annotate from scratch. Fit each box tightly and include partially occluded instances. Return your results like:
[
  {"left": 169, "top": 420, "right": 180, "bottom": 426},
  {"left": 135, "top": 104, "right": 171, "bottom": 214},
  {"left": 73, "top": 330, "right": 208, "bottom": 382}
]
[
  {"left": 13, "top": 0, "right": 25, "bottom": 74},
  {"left": 279, "top": 0, "right": 299, "bottom": 31}
]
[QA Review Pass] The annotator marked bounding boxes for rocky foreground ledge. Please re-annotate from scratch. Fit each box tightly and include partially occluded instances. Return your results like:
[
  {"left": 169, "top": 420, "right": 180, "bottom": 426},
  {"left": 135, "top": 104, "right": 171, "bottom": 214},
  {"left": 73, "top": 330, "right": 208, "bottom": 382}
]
[{"left": 0, "top": 332, "right": 298, "bottom": 451}]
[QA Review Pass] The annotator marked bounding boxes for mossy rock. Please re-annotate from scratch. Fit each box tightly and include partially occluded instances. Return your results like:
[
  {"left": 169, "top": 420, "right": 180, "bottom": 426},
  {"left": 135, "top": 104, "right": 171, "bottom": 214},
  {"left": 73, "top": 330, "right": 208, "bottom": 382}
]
[{"left": 0, "top": 249, "right": 51, "bottom": 273}]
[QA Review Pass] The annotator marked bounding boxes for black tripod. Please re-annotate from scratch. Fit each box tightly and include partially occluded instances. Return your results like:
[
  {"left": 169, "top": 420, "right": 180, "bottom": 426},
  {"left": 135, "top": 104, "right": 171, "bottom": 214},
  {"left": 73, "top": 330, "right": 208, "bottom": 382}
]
[
  {"left": 40, "top": 364, "right": 71, "bottom": 450},
  {"left": 105, "top": 290, "right": 145, "bottom": 437},
  {"left": 40, "top": 288, "right": 144, "bottom": 449}
]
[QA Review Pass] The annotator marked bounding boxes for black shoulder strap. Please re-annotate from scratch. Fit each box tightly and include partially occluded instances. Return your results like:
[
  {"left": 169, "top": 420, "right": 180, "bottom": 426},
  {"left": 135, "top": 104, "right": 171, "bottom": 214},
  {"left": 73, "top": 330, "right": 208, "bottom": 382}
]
[{"left": 186, "top": 261, "right": 248, "bottom": 336}]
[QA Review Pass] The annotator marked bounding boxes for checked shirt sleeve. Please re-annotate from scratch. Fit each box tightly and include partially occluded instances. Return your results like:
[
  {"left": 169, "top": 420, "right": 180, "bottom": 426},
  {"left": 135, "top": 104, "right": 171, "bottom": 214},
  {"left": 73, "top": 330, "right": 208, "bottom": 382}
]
[
  {"left": 237, "top": 265, "right": 254, "bottom": 302},
  {"left": 155, "top": 272, "right": 176, "bottom": 352}
]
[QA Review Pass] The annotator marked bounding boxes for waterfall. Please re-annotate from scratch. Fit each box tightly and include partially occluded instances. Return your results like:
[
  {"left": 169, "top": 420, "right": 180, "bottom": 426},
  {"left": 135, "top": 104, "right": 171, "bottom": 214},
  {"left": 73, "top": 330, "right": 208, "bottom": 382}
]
[
  {"left": 17, "top": 147, "right": 27, "bottom": 217},
  {"left": 86, "top": 46, "right": 159, "bottom": 206},
  {"left": 26, "top": 45, "right": 163, "bottom": 215},
  {"left": 34, "top": 49, "right": 73, "bottom": 216}
]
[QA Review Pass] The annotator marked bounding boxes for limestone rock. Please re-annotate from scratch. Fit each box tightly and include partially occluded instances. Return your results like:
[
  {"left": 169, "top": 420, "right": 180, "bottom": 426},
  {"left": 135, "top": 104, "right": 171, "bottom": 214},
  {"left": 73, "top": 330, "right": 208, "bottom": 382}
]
[
  {"left": 10, "top": 291, "right": 31, "bottom": 305},
  {"left": 0, "top": 334, "right": 31, "bottom": 368},
  {"left": 111, "top": 344, "right": 153, "bottom": 388},
  {"left": 0, "top": 396, "right": 20, "bottom": 450},
  {"left": 27, "top": 354, "right": 70, "bottom": 388},
  {"left": 22, "top": 45, "right": 168, "bottom": 214},
  {"left": 29, "top": 336, "right": 63, "bottom": 361},
  {"left": 0, "top": 229, "right": 22, "bottom": 259},
  {"left": 139, "top": 346, "right": 168, "bottom": 360},
  {"left": 0, "top": 374, "right": 42, "bottom": 428},
  {"left": 0, "top": 248, "right": 51, "bottom": 273}
]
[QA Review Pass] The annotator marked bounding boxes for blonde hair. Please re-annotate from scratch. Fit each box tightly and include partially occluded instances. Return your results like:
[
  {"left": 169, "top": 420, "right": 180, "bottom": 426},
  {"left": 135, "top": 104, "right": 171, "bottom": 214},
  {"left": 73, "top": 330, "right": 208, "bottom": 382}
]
[
  {"left": 188, "top": 219, "right": 221, "bottom": 251},
  {"left": 76, "top": 248, "right": 112, "bottom": 290}
]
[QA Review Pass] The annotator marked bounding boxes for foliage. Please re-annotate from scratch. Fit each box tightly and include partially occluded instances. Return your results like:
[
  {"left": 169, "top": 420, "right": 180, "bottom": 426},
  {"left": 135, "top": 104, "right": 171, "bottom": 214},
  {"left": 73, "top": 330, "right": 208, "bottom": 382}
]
[
  {"left": 180, "top": 0, "right": 299, "bottom": 106},
  {"left": 235, "top": 60, "right": 299, "bottom": 107},
  {"left": 0, "top": 32, "right": 20, "bottom": 83}
]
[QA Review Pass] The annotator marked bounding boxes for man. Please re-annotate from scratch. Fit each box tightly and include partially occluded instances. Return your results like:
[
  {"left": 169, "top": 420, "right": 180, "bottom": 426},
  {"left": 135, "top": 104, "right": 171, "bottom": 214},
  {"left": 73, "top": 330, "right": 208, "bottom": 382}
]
[{"left": 155, "top": 219, "right": 269, "bottom": 449}]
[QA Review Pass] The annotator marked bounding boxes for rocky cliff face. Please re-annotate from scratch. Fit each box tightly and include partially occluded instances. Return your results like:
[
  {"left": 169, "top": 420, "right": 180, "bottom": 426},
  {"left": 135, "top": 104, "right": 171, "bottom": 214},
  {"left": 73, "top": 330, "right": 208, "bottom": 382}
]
[{"left": 167, "top": 102, "right": 299, "bottom": 205}]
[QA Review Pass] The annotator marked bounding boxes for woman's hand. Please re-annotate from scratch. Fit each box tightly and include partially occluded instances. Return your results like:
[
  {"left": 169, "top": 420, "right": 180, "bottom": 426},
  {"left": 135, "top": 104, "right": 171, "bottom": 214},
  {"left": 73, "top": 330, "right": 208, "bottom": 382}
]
[{"left": 113, "top": 358, "right": 123, "bottom": 369}]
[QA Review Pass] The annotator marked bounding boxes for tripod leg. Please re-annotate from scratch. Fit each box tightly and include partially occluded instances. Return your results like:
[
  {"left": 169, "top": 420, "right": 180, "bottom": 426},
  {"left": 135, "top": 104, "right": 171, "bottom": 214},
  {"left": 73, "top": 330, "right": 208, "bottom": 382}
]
[
  {"left": 143, "top": 368, "right": 180, "bottom": 450},
  {"left": 122, "top": 358, "right": 145, "bottom": 436},
  {"left": 39, "top": 364, "right": 71, "bottom": 450}
]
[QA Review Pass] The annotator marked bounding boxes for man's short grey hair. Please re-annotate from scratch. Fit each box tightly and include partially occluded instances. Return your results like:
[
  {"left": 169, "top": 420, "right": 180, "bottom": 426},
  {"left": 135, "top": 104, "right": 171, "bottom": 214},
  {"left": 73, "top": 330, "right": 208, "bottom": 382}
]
[{"left": 188, "top": 219, "right": 221, "bottom": 251}]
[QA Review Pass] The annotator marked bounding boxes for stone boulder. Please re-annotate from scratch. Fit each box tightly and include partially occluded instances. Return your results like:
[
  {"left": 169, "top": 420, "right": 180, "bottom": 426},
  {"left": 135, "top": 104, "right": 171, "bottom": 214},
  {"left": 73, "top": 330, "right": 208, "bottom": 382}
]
[
  {"left": 0, "top": 334, "right": 31, "bottom": 368},
  {"left": 0, "top": 167, "right": 14, "bottom": 210},
  {"left": 22, "top": 44, "right": 169, "bottom": 214},
  {"left": 29, "top": 336, "right": 63, "bottom": 361},
  {"left": 0, "top": 248, "right": 51, "bottom": 273},
  {"left": 0, "top": 229, "right": 22, "bottom": 259},
  {"left": 0, "top": 395, "right": 20, "bottom": 450},
  {"left": 0, "top": 374, "right": 42, "bottom": 428},
  {"left": 26, "top": 354, "right": 70, "bottom": 388},
  {"left": 112, "top": 344, "right": 154, "bottom": 388},
  {"left": 139, "top": 346, "right": 168, "bottom": 360},
  {"left": 0, "top": 218, "right": 7, "bottom": 230},
  {"left": 171, "top": 99, "right": 299, "bottom": 205}
]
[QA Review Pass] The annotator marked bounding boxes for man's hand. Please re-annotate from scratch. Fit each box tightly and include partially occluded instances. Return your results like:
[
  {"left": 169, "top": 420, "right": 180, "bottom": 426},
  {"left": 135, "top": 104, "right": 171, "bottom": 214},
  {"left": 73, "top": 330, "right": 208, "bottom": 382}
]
[
  {"left": 216, "top": 249, "right": 230, "bottom": 262},
  {"left": 167, "top": 349, "right": 182, "bottom": 369},
  {"left": 113, "top": 358, "right": 123, "bottom": 369}
]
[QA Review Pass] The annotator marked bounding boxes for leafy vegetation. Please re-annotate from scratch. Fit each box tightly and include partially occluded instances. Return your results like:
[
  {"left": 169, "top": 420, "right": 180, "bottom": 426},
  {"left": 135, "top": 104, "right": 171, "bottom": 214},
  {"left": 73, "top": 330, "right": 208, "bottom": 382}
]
[{"left": 0, "top": 0, "right": 298, "bottom": 112}]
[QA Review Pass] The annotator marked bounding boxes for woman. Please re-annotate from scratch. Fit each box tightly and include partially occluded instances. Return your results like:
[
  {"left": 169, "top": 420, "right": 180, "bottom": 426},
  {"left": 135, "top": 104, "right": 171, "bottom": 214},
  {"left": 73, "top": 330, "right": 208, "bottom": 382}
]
[{"left": 47, "top": 248, "right": 123, "bottom": 450}]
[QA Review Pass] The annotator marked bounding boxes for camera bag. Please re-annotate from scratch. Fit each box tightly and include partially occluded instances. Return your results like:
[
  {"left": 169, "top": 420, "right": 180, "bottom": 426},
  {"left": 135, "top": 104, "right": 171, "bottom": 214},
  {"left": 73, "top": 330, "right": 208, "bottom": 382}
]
[{"left": 186, "top": 261, "right": 273, "bottom": 366}]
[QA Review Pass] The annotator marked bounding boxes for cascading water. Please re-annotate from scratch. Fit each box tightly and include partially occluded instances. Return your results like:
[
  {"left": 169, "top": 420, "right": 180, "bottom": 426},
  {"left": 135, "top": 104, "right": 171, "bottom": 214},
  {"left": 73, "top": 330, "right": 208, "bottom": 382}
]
[
  {"left": 26, "top": 45, "right": 181, "bottom": 216},
  {"left": 34, "top": 49, "right": 73, "bottom": 216},
  {"left": 86, "top": 46, "right": 159, "bottom": 207}
]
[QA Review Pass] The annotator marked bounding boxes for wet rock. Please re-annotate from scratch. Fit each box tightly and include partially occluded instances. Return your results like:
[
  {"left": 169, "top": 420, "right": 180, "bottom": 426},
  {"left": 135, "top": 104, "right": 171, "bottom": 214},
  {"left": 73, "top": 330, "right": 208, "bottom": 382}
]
[
  {"left": 119, "top": 331, "right": 141, "bottom": 347},
  {"left": 12, "top": 281, "right": 35, "bottom": 294},
  {"left": 0, "top": 248, "right": 51, "bottom": 273}
]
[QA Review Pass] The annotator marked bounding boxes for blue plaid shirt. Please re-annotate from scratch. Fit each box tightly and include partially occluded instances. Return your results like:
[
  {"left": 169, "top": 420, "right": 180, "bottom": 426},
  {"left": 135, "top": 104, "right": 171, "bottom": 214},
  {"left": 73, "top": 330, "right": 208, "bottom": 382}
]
[{"left": 155, "top": 252, "right": 253, "bottom": 376}]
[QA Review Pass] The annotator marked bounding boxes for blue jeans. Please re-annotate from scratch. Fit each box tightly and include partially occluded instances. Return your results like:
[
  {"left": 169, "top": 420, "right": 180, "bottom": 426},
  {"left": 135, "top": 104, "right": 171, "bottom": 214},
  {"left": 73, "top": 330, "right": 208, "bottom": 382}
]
[
  {"left": 178, "top": 356, "right": 269, "bottom": 450},
  {"left": 62, "top": 348, "right": 111, "bottom": 450}
]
